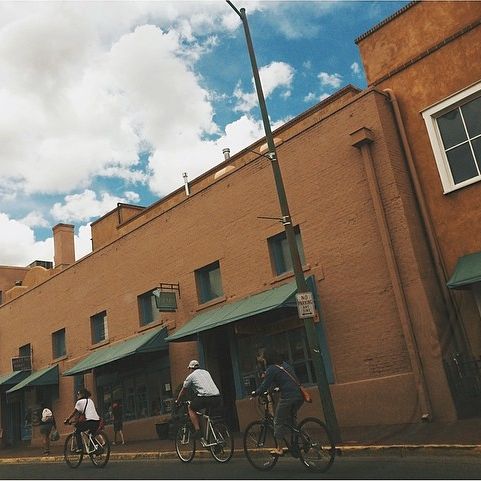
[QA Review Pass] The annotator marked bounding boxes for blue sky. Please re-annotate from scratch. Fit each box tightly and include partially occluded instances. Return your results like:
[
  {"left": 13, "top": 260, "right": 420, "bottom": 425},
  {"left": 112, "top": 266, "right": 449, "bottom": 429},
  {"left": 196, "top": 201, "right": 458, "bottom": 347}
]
[{"left": 0, "top": 0, "right": 409, "bottom": 266}]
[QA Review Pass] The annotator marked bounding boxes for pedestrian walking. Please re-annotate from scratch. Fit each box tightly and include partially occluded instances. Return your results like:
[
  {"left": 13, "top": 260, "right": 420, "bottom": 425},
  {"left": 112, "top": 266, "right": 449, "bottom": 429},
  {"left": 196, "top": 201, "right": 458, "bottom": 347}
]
[{"left": 112, "top": 401, "right": 125, "bottom": 445}]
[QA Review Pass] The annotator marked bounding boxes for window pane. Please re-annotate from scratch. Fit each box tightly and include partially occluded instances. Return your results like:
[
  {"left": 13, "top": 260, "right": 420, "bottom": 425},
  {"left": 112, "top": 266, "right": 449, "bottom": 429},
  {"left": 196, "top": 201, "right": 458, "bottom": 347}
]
[
  {"left": 446, "top": 143, "right": 478, "bottom": 184},
  {"left": 139, "top": 291, "right": 160, "bottom": 326},
  {"left": 196, "top": 261, "right": 223, "bottom": 303},
  {"left": 462, "top": 96, "right": 481, "bottom": 139},
  {"left": 52, "top": 329, "right": 66, "bottom": 358},
  {"left": 472, "top": 136, "right": 481, "bottom": 172},
  {"left": 438, "top": 108, "right": 467, "bottom": 149}
]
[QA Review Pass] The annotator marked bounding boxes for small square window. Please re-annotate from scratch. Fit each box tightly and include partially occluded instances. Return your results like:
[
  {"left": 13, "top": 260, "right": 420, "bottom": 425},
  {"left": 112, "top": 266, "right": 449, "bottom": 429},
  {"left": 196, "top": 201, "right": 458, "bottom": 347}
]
[
  {"left": 91, "top": 311, "right": 108, "bottom": 344},
  {"left": 195, "top": 261, "right": 224, "bottom": 304},
  {"left": 138, "top": 290, "right": 161, "bottom": 326},
  {"left": 52, "top": 328, "right": 66, "bottom": 359},
  {"left": 423, "top": 81, "right": 481, "bottom": 193},
  {"left": 268, "top": 226, "right": 305, "bottom": 276}
]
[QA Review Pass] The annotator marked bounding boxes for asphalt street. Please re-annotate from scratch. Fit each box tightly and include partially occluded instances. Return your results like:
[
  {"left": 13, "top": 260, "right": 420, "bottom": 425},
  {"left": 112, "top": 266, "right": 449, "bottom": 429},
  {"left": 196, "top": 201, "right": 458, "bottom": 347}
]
[{"left": 1, "top": 455, "right": 481, "bottom": 479}]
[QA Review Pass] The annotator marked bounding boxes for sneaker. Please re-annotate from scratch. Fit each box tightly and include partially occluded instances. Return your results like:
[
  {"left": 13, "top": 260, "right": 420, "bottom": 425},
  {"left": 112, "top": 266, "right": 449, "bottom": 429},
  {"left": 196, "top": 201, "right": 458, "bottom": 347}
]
[
  {"left": 43, "top": 450, "right": 50, "bottom": 455},
  {"left": 74, "top": 448, "right": 83, "bottom": 454}
]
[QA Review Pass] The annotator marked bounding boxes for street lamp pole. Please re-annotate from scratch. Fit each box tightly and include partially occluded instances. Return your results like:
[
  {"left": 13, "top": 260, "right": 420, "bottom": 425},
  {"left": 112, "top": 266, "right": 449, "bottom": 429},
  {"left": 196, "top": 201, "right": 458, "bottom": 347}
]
[{"left": 226, "top": 1, "right": 340, "bottom": 442}]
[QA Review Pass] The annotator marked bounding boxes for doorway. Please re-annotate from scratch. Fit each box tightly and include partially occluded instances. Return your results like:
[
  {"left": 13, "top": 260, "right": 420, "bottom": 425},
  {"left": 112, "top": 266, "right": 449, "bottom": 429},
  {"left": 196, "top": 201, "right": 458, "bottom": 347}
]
[{"left": 203, "top": 327, "right": 239, "bottom": 432}]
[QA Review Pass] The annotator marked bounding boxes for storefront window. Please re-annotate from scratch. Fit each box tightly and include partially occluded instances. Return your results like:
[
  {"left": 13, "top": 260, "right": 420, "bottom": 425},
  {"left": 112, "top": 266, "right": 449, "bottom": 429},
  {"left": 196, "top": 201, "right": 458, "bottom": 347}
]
[
  {"left": 237, "top": 325, "right": 316, "bottom": 397},
  {"left": 95, "top": 353, "right": 172, "bottom": 423}
]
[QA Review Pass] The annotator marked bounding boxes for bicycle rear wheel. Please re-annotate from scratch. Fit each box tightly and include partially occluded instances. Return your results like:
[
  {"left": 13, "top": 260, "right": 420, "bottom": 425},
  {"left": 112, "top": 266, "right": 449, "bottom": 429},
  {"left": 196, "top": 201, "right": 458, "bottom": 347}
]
[
  {"left": 63, "top": 433, "right": 83, "bottom": 468},
  {"left": 175, "top": 422, "right": 196, "bottom": 463},
  {"left": 209, "top": 422, "right": 233, "bottom": 463},
  {"left": 89, "top": 431, "right": 111, "bottom": 468},
  {"left": 243, "top": 420, "right": 278, "bottom": 471},
  {"left": 298, "top": 417, "right": 335, "bottom": 472}
]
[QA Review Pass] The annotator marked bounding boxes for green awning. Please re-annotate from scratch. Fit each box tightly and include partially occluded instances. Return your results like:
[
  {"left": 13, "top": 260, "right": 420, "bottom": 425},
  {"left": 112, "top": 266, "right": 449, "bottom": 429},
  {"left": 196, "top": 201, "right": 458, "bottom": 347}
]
[
  {"left": 6, "top": 365, "right": 59, "bottom": 394},
  {"left": 63, "top": 326, "right": 168, "bottom": 376},
  {"left": 0, "top": 371, "right": 29, "bottom": 386},
  {"left": 447, "top": 251, "right": 481, "bottom": 289},
  {"left": 166, "top": 280, "right": 298, "bottom": 342}
]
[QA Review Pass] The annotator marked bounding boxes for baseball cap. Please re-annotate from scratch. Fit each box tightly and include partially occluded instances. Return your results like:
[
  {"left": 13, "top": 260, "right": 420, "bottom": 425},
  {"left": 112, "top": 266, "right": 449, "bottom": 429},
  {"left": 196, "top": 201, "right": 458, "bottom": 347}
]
[{"left": 188, "top": 360, "right": 200, "bottom": 369}]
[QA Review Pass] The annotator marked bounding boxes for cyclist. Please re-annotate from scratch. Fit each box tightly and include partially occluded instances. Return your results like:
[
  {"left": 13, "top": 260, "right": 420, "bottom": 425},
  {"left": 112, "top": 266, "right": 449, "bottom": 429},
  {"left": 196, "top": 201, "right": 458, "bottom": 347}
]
[
  {"left": 64, "top": 388, "right": 100, "bottom": 453},
  {"left": 251, "top": 349, "right": 304, "bottom": 456},
  {"left": 175, "top": 360, "right": 221, "bottom": 442}
]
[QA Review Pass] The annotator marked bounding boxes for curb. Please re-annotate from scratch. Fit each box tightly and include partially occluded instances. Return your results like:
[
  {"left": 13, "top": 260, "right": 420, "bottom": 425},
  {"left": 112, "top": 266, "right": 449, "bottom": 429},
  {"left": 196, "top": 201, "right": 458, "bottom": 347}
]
[{"left": 2, "top": 445, "right": 481, "bottom": 464}]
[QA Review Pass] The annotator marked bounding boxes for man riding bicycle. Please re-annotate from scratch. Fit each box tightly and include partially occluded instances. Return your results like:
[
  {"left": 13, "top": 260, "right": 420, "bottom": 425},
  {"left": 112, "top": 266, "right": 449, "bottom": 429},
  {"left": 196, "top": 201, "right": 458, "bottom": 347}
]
[
  {"left": 251, "top": 349, "right": 304, "bottom": 457},
  {"left": 176, "top": 360, "right": 221, "bottom": 442}
]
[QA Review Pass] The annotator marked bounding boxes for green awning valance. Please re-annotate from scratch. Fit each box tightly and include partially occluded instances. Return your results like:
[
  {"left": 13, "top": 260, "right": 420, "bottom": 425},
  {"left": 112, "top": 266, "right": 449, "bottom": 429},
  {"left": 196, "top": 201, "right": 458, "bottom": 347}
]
[
  {"left": 7, "top": 365, "right": 59, "bottom": 393},
  {"left": 447, "top": 251, "right": 481, "bottom": 289},
  {"left": 166, "top": 280, "right": 298, "bottom": 342},
  {"left": 0, "top": 371, "right": 29, "bottom": 387},
  {"left": 63, "top": 326, "right": 168, "bottom": 376}
]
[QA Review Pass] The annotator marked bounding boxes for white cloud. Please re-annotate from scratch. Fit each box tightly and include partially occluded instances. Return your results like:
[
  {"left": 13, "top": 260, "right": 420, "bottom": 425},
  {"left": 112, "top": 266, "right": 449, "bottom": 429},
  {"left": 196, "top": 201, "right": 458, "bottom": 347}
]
[
  {"left": 0, "top": 213, "right": 53, "bottom": 266},
  {"left": 351, "top": 61, "right": 361, "bottom": 75},
  {"left": 318, "top": 72, "right": 343, "bottom": 89},
  {"left": 20, "top": 211, "right": 49, "bottom": 228},
  {"left": 50, "top": 190, "right": 141, "bottom": 224},
  {"left": 75, "top": 224, "right": 93, "bottom": 260},
  {"left": 234, "top": 61, "right": 294, "bottom": 112}
]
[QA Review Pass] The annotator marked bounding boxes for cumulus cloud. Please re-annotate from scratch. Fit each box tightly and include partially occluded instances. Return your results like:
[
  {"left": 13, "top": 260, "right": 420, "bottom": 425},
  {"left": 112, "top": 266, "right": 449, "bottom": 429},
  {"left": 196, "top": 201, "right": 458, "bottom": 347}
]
[
  {"left": 0, "top": 213, "right": 53, "bottom": 267},
  {"left": 50, "top": 189, "right": 141, "bottom": 223},
  {"left": 318, "top": 72, "right": 343, "bottom": 89},
  {"left": 234, "top": 61, "right": 294, "bottom": 113}
]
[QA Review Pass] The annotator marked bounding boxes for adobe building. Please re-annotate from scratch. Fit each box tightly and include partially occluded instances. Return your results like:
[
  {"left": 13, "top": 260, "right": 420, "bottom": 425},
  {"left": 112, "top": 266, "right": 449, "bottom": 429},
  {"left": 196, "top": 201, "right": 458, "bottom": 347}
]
[
  {"left": 0, "top": 0, "right": 474, "bottom": 447},
  {"left": 356, "top": 0, "right": 481, "bottom": 417}
]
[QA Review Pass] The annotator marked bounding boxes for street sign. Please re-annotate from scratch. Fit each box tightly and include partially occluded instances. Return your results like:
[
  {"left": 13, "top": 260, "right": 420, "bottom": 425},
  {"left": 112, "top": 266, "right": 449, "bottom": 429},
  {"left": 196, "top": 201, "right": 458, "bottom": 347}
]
[{"left": 296, "top": 292, "right": 316, "bottom": 319}]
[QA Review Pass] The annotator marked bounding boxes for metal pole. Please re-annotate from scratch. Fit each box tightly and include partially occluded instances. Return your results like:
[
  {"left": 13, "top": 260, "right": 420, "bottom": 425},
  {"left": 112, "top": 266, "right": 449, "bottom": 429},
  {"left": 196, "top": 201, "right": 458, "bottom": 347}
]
[{"left": 226, "top": 1, "right": 340, "bottom": 443}]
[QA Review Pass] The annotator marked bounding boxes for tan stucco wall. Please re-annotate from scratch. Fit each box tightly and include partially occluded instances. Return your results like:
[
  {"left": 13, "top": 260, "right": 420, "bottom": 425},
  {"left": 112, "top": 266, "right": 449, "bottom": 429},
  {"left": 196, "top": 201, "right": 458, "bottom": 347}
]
[{"left": 357, "top": 0, "right": 481, "bottom": 355}]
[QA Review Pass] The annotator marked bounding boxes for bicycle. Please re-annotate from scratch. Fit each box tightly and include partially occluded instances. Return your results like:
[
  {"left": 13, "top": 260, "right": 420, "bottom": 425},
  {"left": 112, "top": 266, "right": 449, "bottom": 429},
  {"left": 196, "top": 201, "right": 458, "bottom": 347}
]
[
  {"left": 63, "top": 421, "right": 111, "bottom": 468},
  {"left": 243, "top": 390, "right": 335, "bottom": 472},
  {"left": 174, "top": 400, "right": 234, "bottom": 463}
]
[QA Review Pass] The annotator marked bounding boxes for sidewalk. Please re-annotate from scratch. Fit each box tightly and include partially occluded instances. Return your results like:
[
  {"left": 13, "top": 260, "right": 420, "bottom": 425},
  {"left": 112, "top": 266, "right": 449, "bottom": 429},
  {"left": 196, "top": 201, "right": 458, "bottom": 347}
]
[{"left": 2, "top": 418, "right": 481, "bottom": 464}]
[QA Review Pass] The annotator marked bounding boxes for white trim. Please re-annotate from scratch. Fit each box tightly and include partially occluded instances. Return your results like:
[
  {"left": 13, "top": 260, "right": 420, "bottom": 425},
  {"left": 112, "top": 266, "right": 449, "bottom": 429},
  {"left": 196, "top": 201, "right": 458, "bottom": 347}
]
[{"left": 422, "top": 80, "right": 481, "bottom": 194}]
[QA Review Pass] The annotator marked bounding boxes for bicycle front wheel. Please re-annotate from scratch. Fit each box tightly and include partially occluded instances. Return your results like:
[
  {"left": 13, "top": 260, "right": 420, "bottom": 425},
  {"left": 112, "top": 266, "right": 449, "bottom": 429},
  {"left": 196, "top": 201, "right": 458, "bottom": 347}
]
[
  {"left": 175, "top": 423, "right": 196, "bottom": 463},
  {"left": 89, "top": 431, "right": 111, "bottom": 468},
  {"left": 298, "top": 417, "right": 335, "bottom": 472},
  {"left": 243, "top": 420, "right": 278, "bottom": 471},
  {"left": 209, "top": 422, "right": 234, "bottom": 463},
  {"left": 63, "top": 433, "right": 83, "bottom": 468}
]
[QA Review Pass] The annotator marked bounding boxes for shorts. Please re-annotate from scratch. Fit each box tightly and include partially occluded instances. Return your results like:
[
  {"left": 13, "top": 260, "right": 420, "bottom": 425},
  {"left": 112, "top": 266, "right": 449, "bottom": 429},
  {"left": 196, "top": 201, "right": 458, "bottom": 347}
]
[
  {"left": 190, "top": 395, "right": 222, "bottom": 415},
  {"left": 113, "top": 421, "right": 123, "bottom": 431}
]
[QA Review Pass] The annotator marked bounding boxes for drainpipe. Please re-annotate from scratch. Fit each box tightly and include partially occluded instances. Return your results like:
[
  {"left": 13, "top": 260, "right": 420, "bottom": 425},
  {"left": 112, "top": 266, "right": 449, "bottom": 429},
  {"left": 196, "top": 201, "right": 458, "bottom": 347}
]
[
  {"left": 383, "top": 88, "right": 470, "bottom": 356},
  {"left": 351, "top": 127, "right": 432, "bottom": 421}
]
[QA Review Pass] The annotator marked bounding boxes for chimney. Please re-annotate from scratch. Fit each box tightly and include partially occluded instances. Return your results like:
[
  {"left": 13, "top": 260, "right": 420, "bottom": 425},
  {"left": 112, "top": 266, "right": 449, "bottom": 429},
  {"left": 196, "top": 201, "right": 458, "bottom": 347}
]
[
  {"left": 222, "top": 148, "right": 231, "bottom": 160},
  {"left": 53, "top": 223, "right": 75, "bottom": 268}
]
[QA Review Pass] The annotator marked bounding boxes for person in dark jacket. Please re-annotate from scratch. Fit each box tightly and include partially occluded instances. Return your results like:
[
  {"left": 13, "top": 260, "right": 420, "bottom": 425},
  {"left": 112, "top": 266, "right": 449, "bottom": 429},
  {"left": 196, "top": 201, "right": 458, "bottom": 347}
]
[
  {"left": 252, "top": 349, "right": 304, "bottom": 456},
  {"left": 39, "top": 406, "right": 55, "bottom": 455}
]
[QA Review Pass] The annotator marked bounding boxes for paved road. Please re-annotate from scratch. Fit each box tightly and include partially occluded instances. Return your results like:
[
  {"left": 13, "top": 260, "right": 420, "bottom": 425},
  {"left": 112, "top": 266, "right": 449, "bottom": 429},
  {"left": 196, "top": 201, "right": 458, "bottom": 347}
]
[{"left": 1, "top": 455, "right": 481, "bottom": 479}]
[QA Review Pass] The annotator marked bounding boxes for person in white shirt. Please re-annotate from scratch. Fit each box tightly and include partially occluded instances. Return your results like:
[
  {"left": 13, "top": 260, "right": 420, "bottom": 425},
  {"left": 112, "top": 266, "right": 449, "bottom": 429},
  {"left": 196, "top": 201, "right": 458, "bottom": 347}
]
[
  {"left": 176, "top": 360, "right": 221, "bottom": 440},
  {"left": 64, "top": 388, "right": 100, "bottom": 453}
]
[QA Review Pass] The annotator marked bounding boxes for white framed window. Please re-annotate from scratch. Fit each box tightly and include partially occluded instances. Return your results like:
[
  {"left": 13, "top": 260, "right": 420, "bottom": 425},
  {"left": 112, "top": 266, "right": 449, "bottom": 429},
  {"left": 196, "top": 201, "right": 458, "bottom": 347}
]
[{"left": 422, "top": 80, "right": 481, "bottom": 193}]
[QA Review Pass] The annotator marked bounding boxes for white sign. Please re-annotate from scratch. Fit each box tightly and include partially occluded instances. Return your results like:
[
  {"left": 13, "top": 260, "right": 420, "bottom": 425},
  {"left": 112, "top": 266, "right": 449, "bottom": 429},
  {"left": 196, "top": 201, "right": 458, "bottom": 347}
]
[{"left": 296, "top": 292, "right": 316, "bottom": 319}]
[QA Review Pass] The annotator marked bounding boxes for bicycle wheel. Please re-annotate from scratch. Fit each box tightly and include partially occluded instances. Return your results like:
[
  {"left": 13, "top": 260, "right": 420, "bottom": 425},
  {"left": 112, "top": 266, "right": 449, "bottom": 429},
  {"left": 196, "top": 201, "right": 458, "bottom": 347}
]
[
  {"left": 297, "top": 417, "right": 335, "bottom": 472},
  {"left": 63, "top": 433, "right": 83, "bottom": 468},
  {"left": 175, "top": 422, "right": 196, "bottom": 463},
  {"left": 243, "top": 420, "right": 278, "bottom": 471},
  {"left": 209, "top": 422, "right": 234, "bottom": 463},
  {"left": 89, "top": 431, "right": 111, "bottom": 468}
]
